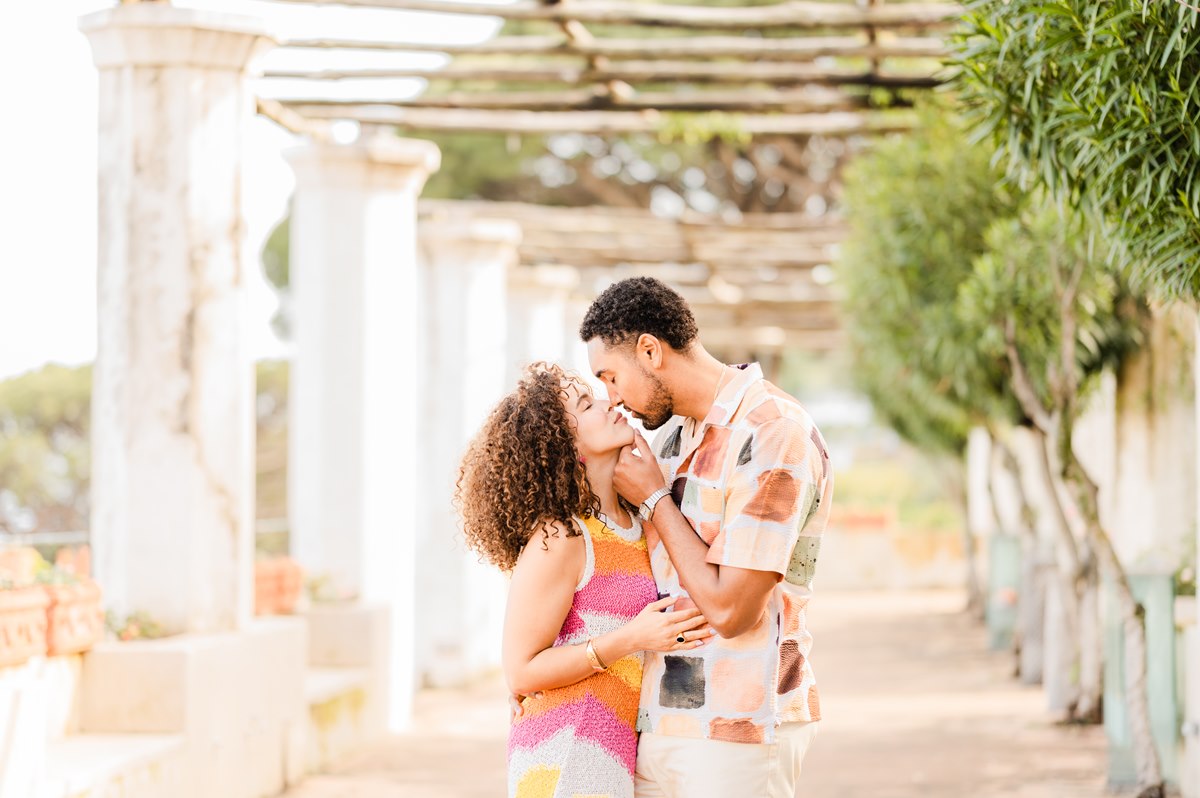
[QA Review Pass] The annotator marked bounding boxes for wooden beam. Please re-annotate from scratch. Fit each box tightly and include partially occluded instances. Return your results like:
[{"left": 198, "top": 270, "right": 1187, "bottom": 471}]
[
  {"left": 280, "top": 34, "right": 950, "bottom": 62},
  {"left": 420, "top": 199, "right": 845, "bottom": 268},
  {"left": 689, "top": 303, "right": 843, "bottom": 331},
  {"left": 681, "top": 290, "right": 838, "bottom": 311},
  {"left": 698, "top": 325, "right": 845, "bottom": 351},
  {"left": 262, "top": 62, "right": 944, "bottom": 89},
  {"left": 280, "top": 87, "right": 868, "bottom": 113},
  {"left": 268, "top": 0, "right": 962, "bottom": 31},
  {"left": 281, "top": 104, "right": 917, "bottom": 135},
  {"left": 255, "top": 97, "right": 333, "bottom": 142},
  {"left": 516, "top": 248, "right": 834, "bottom": 271},
  {"left": 559, "top": 262, "right": 837, "bottom": 296},
  {"left": 421, "top": 199, "right": 846, "bottom": 232},
  {"left": 423, "top": 198, "right": 847, "bottom": 344},
  {"left": 536, "top": 262, "right": 710, "bottom": 284}
]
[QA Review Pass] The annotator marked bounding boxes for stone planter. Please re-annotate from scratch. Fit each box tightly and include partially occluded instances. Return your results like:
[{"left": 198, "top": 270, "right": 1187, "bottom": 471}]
[
  {"left": 255, "top": 557, "right": 304, "bottom": 616},
  {"left": 45, "top": 579, "right": 105, "bottom": 657},
  {"left": 0, "top": 586, "right": 50, "bottom": 668}
]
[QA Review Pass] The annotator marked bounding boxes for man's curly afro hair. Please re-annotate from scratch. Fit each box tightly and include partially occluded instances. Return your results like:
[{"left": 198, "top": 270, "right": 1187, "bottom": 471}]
[{"left": 579, "top": 277, "right": 698, "bottom": 352}]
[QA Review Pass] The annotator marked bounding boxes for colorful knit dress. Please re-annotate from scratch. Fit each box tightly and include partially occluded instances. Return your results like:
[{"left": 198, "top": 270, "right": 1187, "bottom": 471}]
[{"left": 508, "top": 513, "right": 659, "bottom": 798}]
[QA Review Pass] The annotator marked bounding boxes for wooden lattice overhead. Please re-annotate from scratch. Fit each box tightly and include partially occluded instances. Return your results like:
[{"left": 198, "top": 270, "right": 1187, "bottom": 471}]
[
  {"left": 259, "top": 0, "right": 962, "bottom": 136},
  {"left": 254, "top": 1, "right": 965, "bottom": 351},
  {"left": 420, "top": 199, "right": 845, "bottom": 350}
]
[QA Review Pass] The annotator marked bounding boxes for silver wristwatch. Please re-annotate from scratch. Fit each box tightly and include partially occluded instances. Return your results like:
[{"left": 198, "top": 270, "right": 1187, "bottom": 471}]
[{"left": 638, "top": 486, "right": 672, "bottom": 522}]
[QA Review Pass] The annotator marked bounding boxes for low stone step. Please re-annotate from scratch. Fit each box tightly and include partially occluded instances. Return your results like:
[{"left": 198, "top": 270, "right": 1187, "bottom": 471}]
[
  {"left": 305, "top": 666, "right": 369, "bottom": 707},
  {"left": 304, "top": 667, "right": 373, "bottom": 774},
  {"left": 41, "top": 733, "right": 186, "bottom": 798}
]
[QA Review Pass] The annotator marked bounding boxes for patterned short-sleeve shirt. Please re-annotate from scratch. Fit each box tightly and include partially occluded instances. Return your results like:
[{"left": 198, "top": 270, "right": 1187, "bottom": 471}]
[{"left": 637, "top": 363, "right": 833, "bottom": 745}]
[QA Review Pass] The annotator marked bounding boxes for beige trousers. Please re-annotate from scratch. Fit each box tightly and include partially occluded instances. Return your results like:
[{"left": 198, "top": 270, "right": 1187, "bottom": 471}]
[{"left": 633, "top": 722, "right": 819, "bottom": 798}]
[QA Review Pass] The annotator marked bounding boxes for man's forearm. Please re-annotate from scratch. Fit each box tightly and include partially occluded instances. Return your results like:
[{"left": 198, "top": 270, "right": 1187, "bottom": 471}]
[
  {"left": 650, "top": 499, "right": 745, "bottom": 636},
  {"left": 613, "top": 431, "right": 773, "bottom": 636}
]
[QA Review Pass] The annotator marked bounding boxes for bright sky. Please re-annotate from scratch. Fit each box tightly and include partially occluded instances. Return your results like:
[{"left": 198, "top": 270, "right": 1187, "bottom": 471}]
[{"left": 0, "top": 0, "right": 504, "bottom": 380}]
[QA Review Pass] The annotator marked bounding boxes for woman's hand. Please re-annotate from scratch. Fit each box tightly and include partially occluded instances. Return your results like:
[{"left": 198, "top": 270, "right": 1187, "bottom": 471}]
[{"left": 620, "top": 596, "right": 715, "bottom": 654}]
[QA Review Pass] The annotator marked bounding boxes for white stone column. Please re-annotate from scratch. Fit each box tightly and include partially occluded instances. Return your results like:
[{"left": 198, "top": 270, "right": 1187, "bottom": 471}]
[
  {"left": 966, "top": 426, "right": 994, "bottom": 613},
  {"left": 505, "top": 265, "right": 578, "bottom": 386},
  {"left": 991, "top": 434, "right": 1047, "bottom": 684},
  {"left": 416, "top": 220, "right": 521, "bottom": 687},
  {"left": 287, "top": 137, "right": 440, "bottom": 729},
  {"left": 1186, "top": 309, "right": 1200, "bottom": 798},
  {"left": 966, "top": 427, "right": 995, "bottom": 536},
  {"left": 565, "top": 294, "right": 597, "bottom": 386},
  {"left": 81, "top": 5, "right": 273, "bottom": 635},
  {"left": 1106, "top": 305, "right": 1196, "bottom": 570},
  {"left": 1092, "top": 305, "right": 1196, "bottom": 788},
  {"left": 1009, "top": 426, "right": 1075, "bottom": 711}
]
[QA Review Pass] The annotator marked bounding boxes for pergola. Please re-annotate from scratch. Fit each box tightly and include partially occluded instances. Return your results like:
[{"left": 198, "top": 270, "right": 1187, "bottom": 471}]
[
  {"left": 254, "top": 0, "right": 959, "bottom": 355},
  {"left": 419, "top": 199, "right": 846, "bottom": 355},
  {"left": 259, "top": 0, "right": 955, "bottom": 133}
]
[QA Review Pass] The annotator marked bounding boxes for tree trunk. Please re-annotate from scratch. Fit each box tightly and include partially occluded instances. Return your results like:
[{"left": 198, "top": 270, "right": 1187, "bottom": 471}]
[
  {"left": 1059, "top": 442, "right": 1164, "bottom": 795},
  {"left": 961, "top": 516, "right": 985, "bottom": 620},
  {"left": 1017, "top": 551, "right": 1047, "bottom": 684},
  {"left": 993, "top": 434, "right": 1046, "bottom": 683},
  {"left": 1001, "top": 250, "right": 1161, "bottom": 792},
  {"left": 1032, "top": 427, "right": 1084, "bottom": 716},
  {"left": 1074, "top": 567, "right": 1104, "bottom": 724},
  {"left": 1042, "top": 451, "right": 1105, "bottom": 723},
  {"left": 940, "top": 456, "right": 985, "bottom": 618}
]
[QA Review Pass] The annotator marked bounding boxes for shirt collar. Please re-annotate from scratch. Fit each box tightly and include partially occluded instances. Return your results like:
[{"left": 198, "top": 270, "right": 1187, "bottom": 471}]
[{"left": 697, "top": 362, "right": 762, "bottom": 430}]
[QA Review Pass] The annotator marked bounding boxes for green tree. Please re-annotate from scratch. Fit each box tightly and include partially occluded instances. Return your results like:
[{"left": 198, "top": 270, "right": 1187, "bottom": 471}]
[
  {"left": 0, "top": 364, "right": 91, "bottom": 534},
  {"left": 841, "top": 104, "right": 1151, "bottom": 742},
  {"left": 0, "top": 362, "right": 290, "bottom": 547},
  {"left": 961, "top": 206, "right": 1161, "bottom": 794},
  {"left": 419, "top": 126, "right": 855, "bottom": 215},
  {"left": 955, "top": 0, "right": 1200, "bottom": 298},
  {"left": 261, "top": 207, "right": 290, "bottom": 339},
  {"left": 840, "top": 104, "right": 1022, "bottom": 614}
]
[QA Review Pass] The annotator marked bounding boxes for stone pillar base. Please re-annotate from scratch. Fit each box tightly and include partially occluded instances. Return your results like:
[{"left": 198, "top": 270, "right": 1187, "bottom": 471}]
[
  {"left": 1101, "top": 574, "right": 1181, "bottom": 789},
  {"left": 304, "top": 602, "right": 391, "bottom": 770},
  {"left": 80, "top": 619, "right": 308, "bottom": 798},
  {"left": 1182, "top": 619, "right": 1200, "bottom": 798}
]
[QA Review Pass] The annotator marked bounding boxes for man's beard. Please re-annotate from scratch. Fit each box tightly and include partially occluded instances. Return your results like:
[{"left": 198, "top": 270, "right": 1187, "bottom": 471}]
[{"left": 636, "top": 370, "right": 674, "bottom": 430}]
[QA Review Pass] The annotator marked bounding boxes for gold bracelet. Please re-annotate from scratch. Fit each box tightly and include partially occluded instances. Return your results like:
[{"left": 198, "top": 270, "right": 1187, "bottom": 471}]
[{"left": 585, "top": 638, "right": 609, "bottom": 672}]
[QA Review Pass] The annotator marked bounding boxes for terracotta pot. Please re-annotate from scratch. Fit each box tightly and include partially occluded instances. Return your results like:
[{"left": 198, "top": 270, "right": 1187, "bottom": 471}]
[
  {"left": 44, "top": 579, "right": 104, "bottom": 657},
  {"left": 0, "top": 587, "right": 50, "bottom": 668},
  {"left": 0, "top": 548, "right": 42, "bottom": 585},
  {"left": 54, "top": 545, "right": 92, "bottom": 578},
  {"left": 276, "top": 558, "right": 303, "bottom": 614},
  {"left": 255, "top": 557, "right": 304, "bottom": 616}
]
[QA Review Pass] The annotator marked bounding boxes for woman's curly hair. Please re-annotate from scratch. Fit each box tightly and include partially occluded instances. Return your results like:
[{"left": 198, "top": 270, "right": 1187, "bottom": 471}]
[{"left": 455, "top": 362, "right": 601, "bottom": 572}]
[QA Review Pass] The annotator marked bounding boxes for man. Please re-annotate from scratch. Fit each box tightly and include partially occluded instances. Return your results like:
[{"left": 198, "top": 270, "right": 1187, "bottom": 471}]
[{"left": 581, "top": 277, "right": 833, "bottom": 798}]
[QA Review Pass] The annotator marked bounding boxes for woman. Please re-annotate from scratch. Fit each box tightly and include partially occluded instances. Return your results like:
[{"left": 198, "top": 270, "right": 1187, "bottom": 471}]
[{"left": 456, "top": 362, "right": 712, "bottom": 798}]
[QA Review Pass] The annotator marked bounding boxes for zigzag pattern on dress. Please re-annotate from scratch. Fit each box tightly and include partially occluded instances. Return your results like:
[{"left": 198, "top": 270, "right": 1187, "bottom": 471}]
[{"left": 507, "top": 514, "right": 658, "bottom": 798}]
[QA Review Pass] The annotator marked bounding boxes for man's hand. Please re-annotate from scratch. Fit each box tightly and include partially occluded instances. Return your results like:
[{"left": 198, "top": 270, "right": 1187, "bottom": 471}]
[
  {"left": 614, "top": 430, "right": 667, "bottom": 507},
  {"left": 509, "top": 691, "right": 541, "bottom": 722}
]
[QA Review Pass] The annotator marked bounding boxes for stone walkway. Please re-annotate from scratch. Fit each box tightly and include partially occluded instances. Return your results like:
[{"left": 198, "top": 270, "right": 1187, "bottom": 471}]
[{"left": 282, "top": 590, "right": 1118, "bottom": 798}]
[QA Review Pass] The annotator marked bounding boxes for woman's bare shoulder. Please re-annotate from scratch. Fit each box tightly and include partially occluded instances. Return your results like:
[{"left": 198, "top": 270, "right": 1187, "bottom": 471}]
[{"left": 514, "top": 518, "right": 584, "bottom": 570}]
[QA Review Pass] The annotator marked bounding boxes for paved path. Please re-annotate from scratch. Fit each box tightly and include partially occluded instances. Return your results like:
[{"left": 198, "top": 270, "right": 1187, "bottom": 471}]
[{"left": 282, "top": 590, "right": 1117, "bottom": 798}]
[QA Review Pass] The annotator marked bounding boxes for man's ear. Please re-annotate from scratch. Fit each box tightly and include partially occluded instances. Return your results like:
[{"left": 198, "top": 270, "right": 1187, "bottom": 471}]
[{"left": 636, "top": 333, "right": 664, "bottom": 369}]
